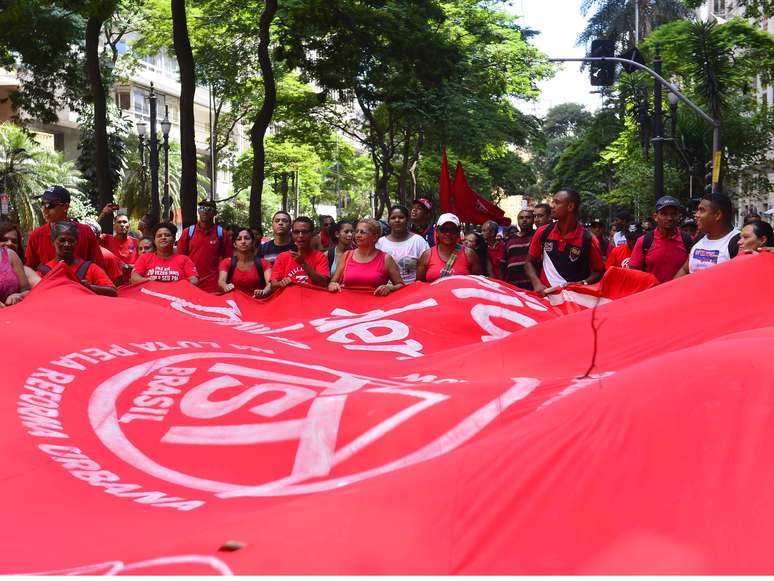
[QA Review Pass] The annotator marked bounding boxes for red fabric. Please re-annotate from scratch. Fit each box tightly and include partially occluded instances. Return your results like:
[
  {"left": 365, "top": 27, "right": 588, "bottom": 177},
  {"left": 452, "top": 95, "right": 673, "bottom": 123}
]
[
  {"left": 3, "top": 256, "right": 774, "bottom": 574},
  {"left": 439, "top": 146, "right": 452, "bottom": 213},
  {"left": 486, "top": 240, "right": 504, "bottom": 278},
  {"left": 218, "top": 257, "right": 270, "bottom": 295},
  {"left": 342, "top": 250, "right": 389, "bottom": 288},
  {"left": 177, "top": 224, "right": 232, "bottom": 293},
  {"left": 100, "top": 234, "right": 138, "bottom": 266},
  {"left": 605, "top": 244, "right": 632, "bottom": 269},
  {"left": 99, "top": 246, "right": 124, "bottom": 282},
  {"left": 628, "top": 229, "right": 690, "bottom": 283},
  {"left": 133, "top": 253, "right": 198, "bottom": 282},
  {"left": 271, "top": 250, "right": 329, "bottom": 286},
  {"left": 25, "top": 222, "right": 105, "bottom": 270},
  {"left": 449, "top": 161, "right": 511, "bottom": 227},
  {"left": 38, "top": 258, "right": 114, "bottom": 287},
  {"left": 320, "top": 230, "right": 331, "bottom": 249},
  {"left": 425, "top": 245, "right": 471, "bottom": 281}
]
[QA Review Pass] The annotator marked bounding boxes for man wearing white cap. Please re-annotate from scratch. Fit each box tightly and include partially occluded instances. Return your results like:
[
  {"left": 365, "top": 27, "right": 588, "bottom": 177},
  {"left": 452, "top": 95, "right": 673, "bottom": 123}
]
[{"left": 416, "top": 213, "right": 481, "bottom": 282}]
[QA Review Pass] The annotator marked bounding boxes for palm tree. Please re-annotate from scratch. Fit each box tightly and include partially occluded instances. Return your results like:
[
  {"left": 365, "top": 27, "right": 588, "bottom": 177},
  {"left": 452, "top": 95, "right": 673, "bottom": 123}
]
[
  {"left": 578, "top": 0, "right": 690, "bottom": 51},
  {"left": 0, "top": 123, "right": 92, "bottom": 232}
]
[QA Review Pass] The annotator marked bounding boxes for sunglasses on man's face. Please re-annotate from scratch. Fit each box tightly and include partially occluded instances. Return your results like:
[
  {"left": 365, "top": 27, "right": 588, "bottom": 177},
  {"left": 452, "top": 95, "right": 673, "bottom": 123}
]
[
  {"left": 197, "top": 206, "right": 215, "bottom": 213},
  {"left": 41, "top": 201, "right": 64, "bottom": 210},
  {"left": 438, "top": 226, "right": 459, "bottom": 234}
]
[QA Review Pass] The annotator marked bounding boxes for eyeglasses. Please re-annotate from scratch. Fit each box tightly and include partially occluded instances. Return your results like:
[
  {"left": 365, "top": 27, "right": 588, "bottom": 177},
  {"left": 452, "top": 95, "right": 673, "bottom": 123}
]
[
  {"left": 41, "top": 201, "right": 64, "bottom": 210},
  {"left": 291, "top": 229, "right": 312, "bottom": 236},
  {"left": 197, "top": 206, "right": 215, "bottom": 213},
  {"left": 438, "top": 226, "right": 459, "bottom": 234}
]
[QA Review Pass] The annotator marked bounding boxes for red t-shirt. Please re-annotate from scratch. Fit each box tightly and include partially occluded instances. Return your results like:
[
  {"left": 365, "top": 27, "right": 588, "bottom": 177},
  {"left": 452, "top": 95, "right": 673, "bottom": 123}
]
[
  {"left": 26, "top": 222, "right": 105, "bottom": 270},
  {"left": 218, "top": 257, "right": 271, "bottom": 295},
  {"left": 100, "top": 246, "right": 124, "bottom": 282},
  {"left": 38, "top": 259, "right": 115, "bottom": 287},
  {"left": 271, "top": 250, "right": 329, "bottom": 286},
  {"left": 133, "top": 253, "right": 198, "bottom": 283},
  {"left": 628, "top": 229, "right": 690, "bottom": 284},
  {"left": 100, "top": 234, "right": 138, "bottom": 266},
  {"left": 177, "top": 224, "right": 232, "bottom": 293},
  {"left": 605, "top": 244, "right": 633, "bottom": 269},
  {"left": 486, "top": 240, "right": 504, "bottom": 279}
]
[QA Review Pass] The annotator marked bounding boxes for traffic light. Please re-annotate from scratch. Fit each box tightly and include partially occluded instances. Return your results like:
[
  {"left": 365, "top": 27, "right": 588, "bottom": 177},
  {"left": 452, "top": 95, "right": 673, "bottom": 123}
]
[
  {"left": 704, "top": 160, "right": 713, "bottom": 195},
  {"left": 590, "top": 39, "right": 616, "bottom": 86}
]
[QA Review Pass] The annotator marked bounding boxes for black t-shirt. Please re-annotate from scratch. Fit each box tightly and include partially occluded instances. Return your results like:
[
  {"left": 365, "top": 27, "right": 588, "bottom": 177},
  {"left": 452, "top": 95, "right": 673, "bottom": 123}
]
[{"left": 260, "top": 240, "right": 294, "bottom": 264}]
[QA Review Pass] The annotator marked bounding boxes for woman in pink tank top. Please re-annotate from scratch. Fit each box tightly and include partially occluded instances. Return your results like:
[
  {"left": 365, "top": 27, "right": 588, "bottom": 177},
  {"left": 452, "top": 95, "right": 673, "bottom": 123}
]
[
  {"left": 417, "top": 213, "right": 481, "bottom": 282},
  {"left": 328, "top": 219, "right": 405, "bottom": 295}
]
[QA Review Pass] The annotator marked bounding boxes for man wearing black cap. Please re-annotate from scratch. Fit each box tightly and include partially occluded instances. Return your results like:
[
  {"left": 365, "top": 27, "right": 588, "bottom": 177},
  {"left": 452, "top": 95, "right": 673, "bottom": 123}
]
[
  {"left": 410, "top": 198, "right": 436, "bottom": 247},
  {"left": 177, "top": 199, "right": 232, "bottom": 293},
  {"left": 25, "top": 186, "right": 105, "bottom": 270},
  {"left": 629, "top": 195, "right": 693, "bottom": 283},
  {"left": 606, "top": 222, "right": 642, "bottom": 269}
]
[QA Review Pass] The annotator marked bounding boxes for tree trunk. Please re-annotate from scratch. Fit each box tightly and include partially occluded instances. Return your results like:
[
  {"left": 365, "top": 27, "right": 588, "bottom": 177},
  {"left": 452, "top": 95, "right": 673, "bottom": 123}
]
[
  {"left": 249, "top": 0, "right": 278, "bottom": 231},
  {"left": 86, "top": 15, "right": 113, "bottom": 234},
  {"left": 171, "top": 0, "right": 197, "bottom": 226}
]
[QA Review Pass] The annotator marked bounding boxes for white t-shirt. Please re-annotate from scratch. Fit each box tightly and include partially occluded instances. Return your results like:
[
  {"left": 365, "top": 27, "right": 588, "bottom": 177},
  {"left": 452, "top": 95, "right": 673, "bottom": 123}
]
[
  {"left": 613, "top": 231, "right": 627, "bottom": 247},
  {"left": 376, "top": 234, "right": 429, "bottom": 284},
  {"left": 688, "top": 229, "right": 740, "bottom": 273}
]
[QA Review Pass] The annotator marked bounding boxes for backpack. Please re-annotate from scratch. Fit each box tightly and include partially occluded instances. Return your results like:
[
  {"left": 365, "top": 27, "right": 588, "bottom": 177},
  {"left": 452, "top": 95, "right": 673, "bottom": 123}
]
[
  {"left": 538, "top": 222, "right": 593, "bottom": 260},
  {"left": 226, "top": 256, "right": 266, "bottom": 290},
  {"left": 38, "top": 260, "right": 92, "bottom": 281},
  {"left": 186, "top": 224, "right": 224, "bottom": 256},
  {"left": 641, "top": 229, "right": 695, "bottom": 260}
]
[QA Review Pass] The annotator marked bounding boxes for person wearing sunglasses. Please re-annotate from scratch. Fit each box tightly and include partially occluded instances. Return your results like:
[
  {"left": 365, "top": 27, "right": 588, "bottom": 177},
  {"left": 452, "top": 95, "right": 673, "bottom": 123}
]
[
  {"left": 270, "top": 217, "right": 330, "bottom": 290},
  {"left": 328, "top": 218, "right": 404, "bottom": 296},
  {"left": 416, "top": 213, "right": 481, "bottom": 282},
  {"left": 177, "top": 199, "right": 232, "bottom": 293},
  {"left": 25, "top": 186, "right": 105, "bottom": 270}
]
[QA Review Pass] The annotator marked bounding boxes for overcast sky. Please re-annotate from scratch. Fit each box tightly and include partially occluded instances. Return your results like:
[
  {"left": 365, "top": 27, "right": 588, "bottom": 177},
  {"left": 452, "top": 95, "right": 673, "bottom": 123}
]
[{"left": 508, "top": 0, "right": 603, "bottom": 118}]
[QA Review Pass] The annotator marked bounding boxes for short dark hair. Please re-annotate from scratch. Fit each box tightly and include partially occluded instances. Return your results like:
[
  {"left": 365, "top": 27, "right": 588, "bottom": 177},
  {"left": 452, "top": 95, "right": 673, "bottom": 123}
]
[
  {"left": 333, "top": 219, "right": 354, "bottom": 234},
  {"left": 388, "top": 204, "right": 410, "bottom": 219},
  {"left": 50, "top": 221, "right": 79, "bottom": 241},
  {"left": 748, "top": 220, "right": 773, "bottom": 243},
  {"left": 534, "top": 203, "right": 551, "bottom": 214},
  {"left": 152, "top": 221, "right": 178, "bottom": 238},
  {"left": 292, "top": 216, "right": 315, "bottom": 232},
  {"left": 559, "top": 188, "right": 581, "bottom": 210},
  {"left": 702, "top": 193, "right": 734, "bottom": 226},
  {"left": 273, "top": 210, "right": 292, "bottom": 222}
]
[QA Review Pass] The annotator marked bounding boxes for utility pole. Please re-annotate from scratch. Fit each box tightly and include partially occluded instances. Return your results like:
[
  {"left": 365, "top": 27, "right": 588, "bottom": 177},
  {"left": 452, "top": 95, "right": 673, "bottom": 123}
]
[
  {"left": 148, "top": 83, "right": 160, "bottom": 224},
  {"left": 653, "top": 44, "right": 664, "bottom": 199}
]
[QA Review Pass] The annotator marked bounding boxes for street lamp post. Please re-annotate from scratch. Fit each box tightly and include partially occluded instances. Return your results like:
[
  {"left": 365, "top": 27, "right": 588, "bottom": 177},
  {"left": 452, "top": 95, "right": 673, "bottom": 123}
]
[
  {"left": 160, "top": 106, "right": 172, "bottom": 222},
  {"left": 148, "top": 84, "right": 160, "bottom": 224},
  {"left": 653, "top": 44, "right": 664, "bottom": 199}
]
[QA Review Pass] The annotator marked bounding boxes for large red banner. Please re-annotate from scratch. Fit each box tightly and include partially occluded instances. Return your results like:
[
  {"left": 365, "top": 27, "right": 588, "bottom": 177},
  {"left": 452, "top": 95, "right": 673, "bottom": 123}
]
[{"left": 2, "top": 255, "right": 773, "bottom": 574}]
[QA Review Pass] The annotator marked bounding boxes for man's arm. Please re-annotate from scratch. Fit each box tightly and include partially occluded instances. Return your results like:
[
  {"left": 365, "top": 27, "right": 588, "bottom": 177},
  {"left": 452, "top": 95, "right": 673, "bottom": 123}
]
[
  {"left": 673, "top": 258, "right": 690, "bottom": 279},
  {"left": 524, "top": 256, "right": 546, "bottom": 295},
  {"left": 628, "top": 237, "right": 646, "bottom": 270},
  {"left": 297, "top": 253, "right": 330, "bottom": 287}
]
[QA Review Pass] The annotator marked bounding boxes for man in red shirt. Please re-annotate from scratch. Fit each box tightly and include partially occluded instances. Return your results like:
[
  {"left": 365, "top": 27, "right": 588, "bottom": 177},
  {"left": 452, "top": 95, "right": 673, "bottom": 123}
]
[
  {"left": 524, "top": 189, "right": 604, "bottom": 296},
  {"left": 37, "top": 221, "right": 116, "bottom": 297},
  {"left": 26, "top": 186, "right": 104, "bottom": 270},
  {"left": 177, "top": 200, "right": 232, "bottom": 293},
  {"left": 99, "top": 208, "right": 138, "bottom": 283},
  {"left": 482, "top": 220, "right": 504, "bottom": 279},
  {"left": 629, "top": 196, "right": 692, "bottom": 283},
  {"left": 271, "top": 217, "right": 330, "bottom": 289}
]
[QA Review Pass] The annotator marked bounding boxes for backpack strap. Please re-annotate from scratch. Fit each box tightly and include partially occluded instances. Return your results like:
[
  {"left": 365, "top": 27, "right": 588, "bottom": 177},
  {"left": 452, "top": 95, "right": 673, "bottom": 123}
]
[
  {"left": 641, "top": 230, "right": 655, "bottom": 259},
  {"left": 38, "top": 264, "right": 51, "bottom": 276},
  {"left": 680, "top": 231, "right": 694, "bottom": 253},
  {"left": 439, "top": 244, "right": 462, "bottom": 278},
  {"left": 254, "top": 256, "right": 266, "bottom": 289},
  {"left": 226, "top": 256, "right": 238, "bottom": 284},
  {"left": 728, "top": 233, "right": 741, "bottom": 258},
  {"left": 538, "top": 222, "right": 555, "bottom": 251},
  {"left": 75, "top": 260, "right": 92, "bottom": 281},
  {"left": 183, "top": 225, "right": 195, "bottom": 256},
  {"left": 216, "top": 225, "right": 224, "bottom": 256},
  {"left": 582, "top": 228, "right": 592, "bottom": 261},
  {"left": 327, "top": 246, "right": 336, "bottom": 269}
]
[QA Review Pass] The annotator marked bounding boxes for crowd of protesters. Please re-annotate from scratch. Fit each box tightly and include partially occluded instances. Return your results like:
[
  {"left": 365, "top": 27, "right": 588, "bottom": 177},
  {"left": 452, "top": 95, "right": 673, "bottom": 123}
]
[{"left": 0, "top": 183, "right": 770, "bottom": 306}]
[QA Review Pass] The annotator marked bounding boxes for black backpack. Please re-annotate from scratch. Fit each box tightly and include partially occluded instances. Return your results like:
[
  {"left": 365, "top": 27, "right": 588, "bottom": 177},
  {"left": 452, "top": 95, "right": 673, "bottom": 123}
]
[
  {"left": 38, "top": 260, "right": 92, "bottom": 280},
  {"left": 226, "top": 256, "right": 266, "bottom": 289}
]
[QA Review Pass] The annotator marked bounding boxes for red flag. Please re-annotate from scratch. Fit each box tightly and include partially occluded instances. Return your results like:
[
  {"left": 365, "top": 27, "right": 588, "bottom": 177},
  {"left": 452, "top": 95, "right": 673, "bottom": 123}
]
[
  {"left": 439, "top": 146, "right": 452, "bottom": 213},
  {"left": 451, "top": 161, "right": 511, "bottom": 227},
  {"left": 3, "top": 256, "right": 774, "bottom": 574}
]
